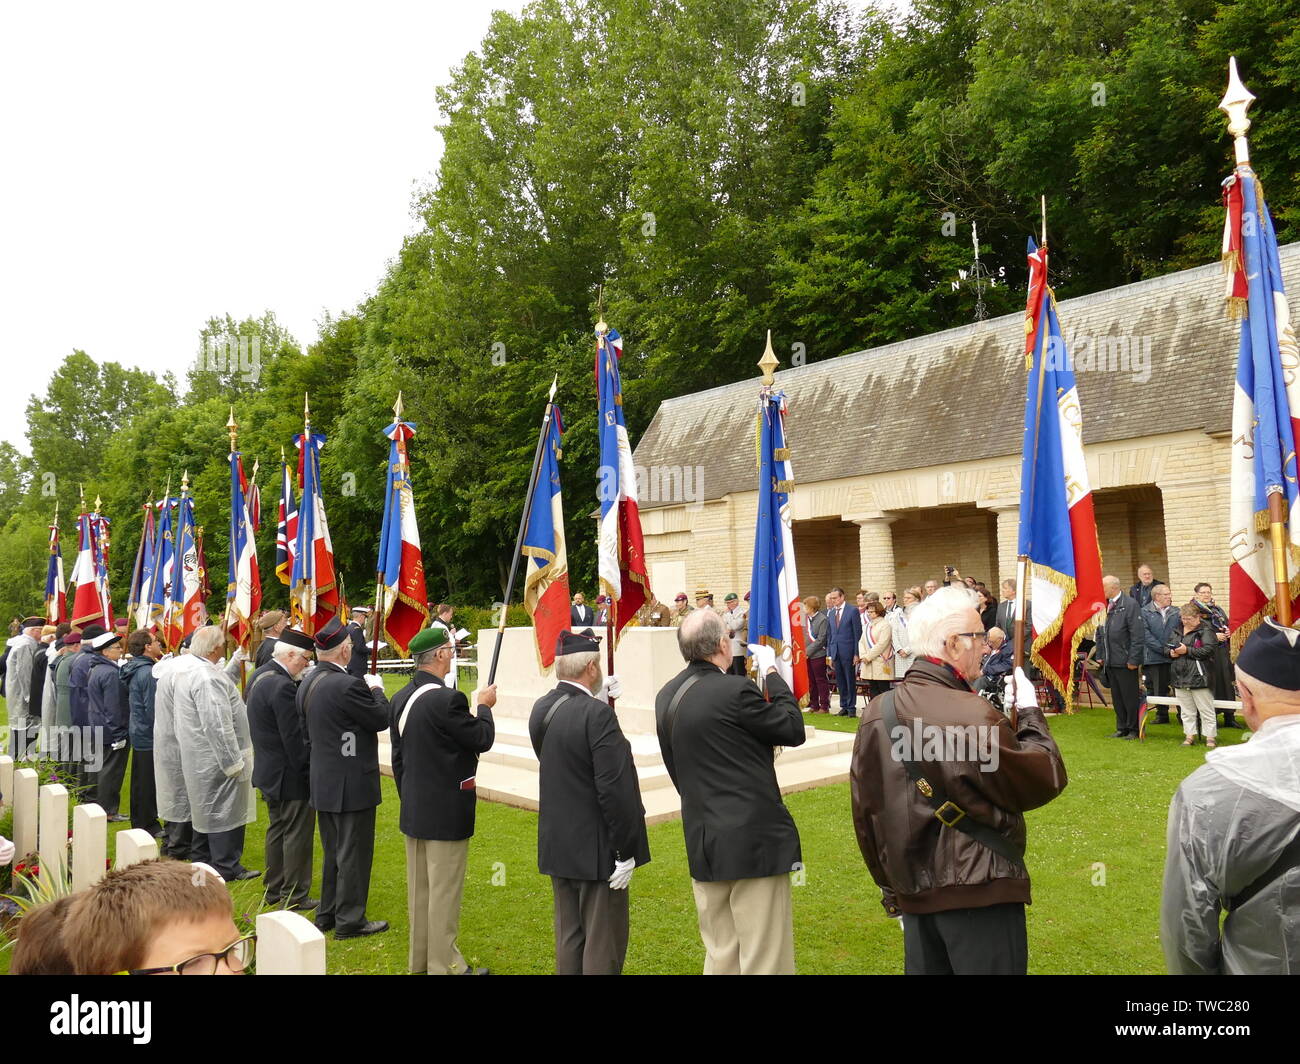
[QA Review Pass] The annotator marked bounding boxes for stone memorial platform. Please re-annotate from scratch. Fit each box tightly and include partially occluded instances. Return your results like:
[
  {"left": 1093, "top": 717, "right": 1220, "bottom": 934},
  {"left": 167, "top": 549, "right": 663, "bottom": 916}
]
[{"left": 379, "top": 626, "right": 854, "bottom": 824}]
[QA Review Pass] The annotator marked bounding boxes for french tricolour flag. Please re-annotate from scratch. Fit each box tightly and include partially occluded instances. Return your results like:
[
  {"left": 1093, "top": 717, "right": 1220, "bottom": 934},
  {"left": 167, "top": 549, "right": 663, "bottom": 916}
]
[
  {"left": 1223, "top": 168, "right": 1300, "bottom": 642},
  {"left": 596, "top": 327, "right": 650, "bottom": 639},
  {"left": 225, "top": 451, "right": 262, "bottom": 646},
  {"left": 522, "top": 403, "right": 570, "bottom": 668},
  {"left": 376, "top": 418, "right": 429, "bottom": 655},
  {"left": 1018, "top": 237, "right": 1106, "bottom": 706},
  {"left": 70, "top": 510, "right": 111, "bottom": 628},
  {"left": 291, "top": 429, "right": 340, "bottom": 633}
]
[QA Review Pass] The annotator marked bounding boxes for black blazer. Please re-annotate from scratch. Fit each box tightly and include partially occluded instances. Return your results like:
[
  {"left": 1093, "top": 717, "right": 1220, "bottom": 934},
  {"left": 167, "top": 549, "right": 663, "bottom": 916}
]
[
  {"left": 570, "top": 604, "right": 595, "bottom": 626},
  {"left": 346, "top": 623, "right": 370, "bottom": 677},
  {"left": 528, "top": 682, "right": 650, "bottom": 880},
  {"left": 389, "top": 671, "right": 495, "bottom": 841},
  {"left": 297, "top": 661, "right": 390, "bottom": 813},
  {"left": 246, "top": 660, "right": 310, "bottom": 802},
  {"left": 255, "top": 635, "right": 278, "bottom": 669},
  {"left": 655, "top": 661, "right": 806, "bottom": 882},
  {"left": 1097, "top": 593, "right": 1145, "bottom": 667}
]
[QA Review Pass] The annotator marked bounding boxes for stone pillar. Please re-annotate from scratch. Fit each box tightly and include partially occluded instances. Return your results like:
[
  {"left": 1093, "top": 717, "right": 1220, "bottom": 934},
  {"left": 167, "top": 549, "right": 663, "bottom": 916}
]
[
  {"left": 72, "top": 803, "right": 109, "bottom": 892},
  {"left": 38, "top": 783, "right": 69, "bottom": 888},
  {"left": 0, "top": 754, "right": 13, "bottom": 809},
  {"left": 12, "top": 767, "right": 38, "bottom": 860},
  {"left": 852, "top": 513, "right": 898, "bottom": 593},
  {"left": 991, "top": 504, "right": 1021, "bottom": 589},
  {"left": 256, "top": 911, "right": 327, "bottom": 975},
  {"left": 114, "top": 828, "right": 159, "bottom": 870},
  {"left": 1160, "top": 478, "right": 1230, "bottom": 604}
]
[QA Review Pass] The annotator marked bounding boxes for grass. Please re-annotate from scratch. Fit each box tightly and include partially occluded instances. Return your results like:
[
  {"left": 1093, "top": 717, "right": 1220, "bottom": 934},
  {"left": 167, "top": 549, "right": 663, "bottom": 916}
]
[{"left": 1, "top": 680, "right": 1245, "bottom": 974}]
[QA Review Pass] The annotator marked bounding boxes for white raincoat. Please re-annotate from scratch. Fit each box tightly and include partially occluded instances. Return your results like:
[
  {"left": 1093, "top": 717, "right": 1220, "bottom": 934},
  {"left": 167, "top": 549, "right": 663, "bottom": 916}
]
[
  {"left": 1161, "top": 713, "right": 1300, "bottom": 974},
  {"left": 173, "top": 657, "right": 255, "bottom": 834},
  {"left": 152, "top": 654, "right": 206, "bottom": 823}
]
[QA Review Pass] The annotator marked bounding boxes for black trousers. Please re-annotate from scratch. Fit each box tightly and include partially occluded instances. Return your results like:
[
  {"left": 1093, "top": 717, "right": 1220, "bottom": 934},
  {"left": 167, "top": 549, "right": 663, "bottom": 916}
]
[
  {"left": 129, "top": 748, "right": 160, "bottom": 832},
  {"left": 162, "top": 820, "right": 194, "bottom": 860},
  {"left": 1106, "top": 666, "right": 1141, "bottom": 735},
  {"left": 728, "top": 655, "right": 747, "bottom": 676},
  {"left": 903, "top": 902, "right": 1027, "bottom": 975},
  {"left": 265, "top": 798, "right": 316, "bottom": 907},
  {"left": 96, "top": 743, "right": 129, "bottom": 816},
  {"left": 192, "top": 825, "right": 248, "bottom": 880},
  {"left": 1144, "top": 662, "right": 1172, "bottom": 721},
  {"left": 318, "top": 807, "right": 377, "bottom": 933},
  {"left": 832, "top": 654, "right": 857, "bottom": 712},
  {"left": 552, "top": 876, "right": 630, "bottom": 975}
]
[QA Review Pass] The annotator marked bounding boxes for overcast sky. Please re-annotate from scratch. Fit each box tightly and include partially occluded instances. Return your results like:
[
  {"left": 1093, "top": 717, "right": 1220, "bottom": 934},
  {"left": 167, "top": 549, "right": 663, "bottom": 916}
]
[{"left": 1, "top": 0, "right": 887, "bottom": 453}]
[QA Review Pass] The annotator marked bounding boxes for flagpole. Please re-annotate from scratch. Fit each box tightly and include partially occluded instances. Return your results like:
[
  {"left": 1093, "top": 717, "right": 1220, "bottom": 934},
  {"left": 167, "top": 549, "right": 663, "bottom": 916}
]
[
  {"left": 488, "top": 377, "right": 558, "bottom": 686},
  {"left": 1221, "top": 58, "right": 1293, "bottom": 626},
  {"left": 1012, "top": 208, "right": 1052, "bottom": 731},
  {"left": 370, "top": 393, "right": 404, "bottom": 675},
  {"left": 595, "top": 314, "right": 618, "bottom": 705}
]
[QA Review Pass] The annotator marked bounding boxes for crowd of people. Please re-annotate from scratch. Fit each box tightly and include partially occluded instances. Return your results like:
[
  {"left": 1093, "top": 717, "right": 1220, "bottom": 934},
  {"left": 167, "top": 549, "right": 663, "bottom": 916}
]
[{"left": 0, "top": 564, "right": 1292, "bottom": 977}]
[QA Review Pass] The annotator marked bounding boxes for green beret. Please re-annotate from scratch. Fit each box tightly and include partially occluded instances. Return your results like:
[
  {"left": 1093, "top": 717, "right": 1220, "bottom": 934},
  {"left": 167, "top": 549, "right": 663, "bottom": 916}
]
[{"left": 409, "top": 627, "right": 450, "bottom": 655}]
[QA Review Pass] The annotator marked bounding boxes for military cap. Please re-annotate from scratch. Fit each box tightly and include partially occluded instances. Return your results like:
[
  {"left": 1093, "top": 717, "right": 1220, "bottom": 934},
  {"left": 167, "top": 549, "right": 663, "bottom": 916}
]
[
  {"left": 81, "top": 624, "right": 108, "bottom": 642},
  {"left": 278, "top": 628, "right": 316, "bottom": 652},
  {"left": 62, "top": 631, "right": 83, "bottom": 646},
  {"left": 22, "top": 616, "right": 44, "bottom": 628},
  {"left": 1237, "top": 618, "right": 1300, "bottom": 691},
  {"left": 725, "top": 593, "right": 738, "bottom": 603},
  {"left": 313, "top": 617, "right": 349, "bottom": 651},
  {"left": 88, "top": 631, "right": 120, "bottom": 651},
  {"left": 555, "top": 628, "right": 601, "bottom": 657},
  {"left": 408, "top": 627, "right": 450, "bottom": 655}
]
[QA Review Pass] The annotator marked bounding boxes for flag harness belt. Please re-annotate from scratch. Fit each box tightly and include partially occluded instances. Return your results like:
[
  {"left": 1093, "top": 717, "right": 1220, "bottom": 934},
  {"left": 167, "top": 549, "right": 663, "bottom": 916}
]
[{"left": 877, "top": 689, "right": 1025, "bottom": 868}]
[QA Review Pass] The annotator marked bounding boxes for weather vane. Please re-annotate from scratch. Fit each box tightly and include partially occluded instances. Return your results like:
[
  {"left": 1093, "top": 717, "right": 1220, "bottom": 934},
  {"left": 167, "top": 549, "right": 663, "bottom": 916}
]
[{"left": 951, "top": 222, "right": 1005, "bottom": 321}]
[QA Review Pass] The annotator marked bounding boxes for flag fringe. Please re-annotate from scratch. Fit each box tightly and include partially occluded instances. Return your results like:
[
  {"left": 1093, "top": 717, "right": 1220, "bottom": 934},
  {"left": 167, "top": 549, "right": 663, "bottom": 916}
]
[
  {"left": 1226, "top": 296, "right": 1248, "bottom": 320},
  {"left": 1027, "top": 564, "right": 1103, "bottom": 715},
  {"left": 1220, "top": 249, "right": 1241, "bottom": 274}
]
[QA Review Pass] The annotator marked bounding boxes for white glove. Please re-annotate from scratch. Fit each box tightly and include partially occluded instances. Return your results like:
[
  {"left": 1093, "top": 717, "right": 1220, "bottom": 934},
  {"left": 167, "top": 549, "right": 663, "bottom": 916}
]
[
  {"left": 1003, "top": 667, "right": 1039, "bottom": 711},
  {"left": 363, "top": 672, "right": 385, "bottom": 691},
  {"left": 230, "top": 646, "right": 247, "bottom": 664},
  {"left": 0, "top": 835, "right": 15, "bottom": 866},
  {"left": 609, "top": 857, "right": 635, "bottom": 890},
  {"left": 603, "top": 674, "right": 623, "bottom": 701},
  {"left": 111, "top": 740, "right": 127, "bottom": 752},
  {"left": 747, "top": 642, "right": 777, "bottom": 677}
]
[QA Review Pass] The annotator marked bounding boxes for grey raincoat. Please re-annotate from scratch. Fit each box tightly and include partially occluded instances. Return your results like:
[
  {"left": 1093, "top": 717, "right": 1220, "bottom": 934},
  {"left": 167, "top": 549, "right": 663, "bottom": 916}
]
[
  {"left": 173, "top": 657, "right": 255, "bottom": 834},
  {"left": 152, "top": 654, "right": 206, "bottom": 823},
  {"left": 4, "top": 633, "right": 38, "bottom": 733},
  {"left": 1161, "top": 713, "right": 1300, "bottom": 974}
]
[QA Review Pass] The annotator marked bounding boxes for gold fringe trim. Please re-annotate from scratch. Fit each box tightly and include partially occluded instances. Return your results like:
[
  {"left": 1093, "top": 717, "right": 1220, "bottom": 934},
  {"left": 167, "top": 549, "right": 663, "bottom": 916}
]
[
  {"left": 1227, "top": 296, "right": 1248, "bottom": 320},
  {"left": 773, "top": 447, "right": 790, "bottom": 462},
  {"left": 1230, "top": 569, "right": 1300, "bottom": 656},
  {"left": 755, "top": 412, "right": 762, "bottom": 470},
  {"left": 775, "top": 479, "right": 793, "bottom": 493},
  {"left": 1025, "top": 563, "right": 1102, "bottom": 715},
  {"left": 1221, "top": 249, "right": 1241, "bottom": 274}
]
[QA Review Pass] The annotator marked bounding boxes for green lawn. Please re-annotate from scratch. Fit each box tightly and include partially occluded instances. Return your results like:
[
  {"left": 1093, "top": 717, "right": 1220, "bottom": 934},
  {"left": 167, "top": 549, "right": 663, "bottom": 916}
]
[{"left": 1, "top": 681, "right": 1245, "bottom": 974}]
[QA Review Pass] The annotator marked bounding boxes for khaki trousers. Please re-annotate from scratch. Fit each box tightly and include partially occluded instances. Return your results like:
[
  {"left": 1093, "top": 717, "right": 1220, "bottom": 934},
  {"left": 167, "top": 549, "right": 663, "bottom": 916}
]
[
  {"left": 691, "top": 874, "right": 795, "bottom": 975},
  {"left": 404, "top": 835, "right": 470, "bottom": 974}
]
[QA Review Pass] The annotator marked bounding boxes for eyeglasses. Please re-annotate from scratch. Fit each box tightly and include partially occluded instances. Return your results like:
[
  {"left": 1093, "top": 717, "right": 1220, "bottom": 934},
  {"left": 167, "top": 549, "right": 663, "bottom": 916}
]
[
  {"left": 956, "top": 632, "right": 988, "bottom": 645},
  {"left": 121, "top": 934, "right": 255, "bottom": 976}
]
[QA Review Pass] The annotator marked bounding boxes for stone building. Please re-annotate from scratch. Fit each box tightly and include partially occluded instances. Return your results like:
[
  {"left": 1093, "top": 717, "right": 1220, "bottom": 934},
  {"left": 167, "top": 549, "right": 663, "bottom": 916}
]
[{"left": 631, "top": 243, "right": 1300, "bottom": 607}]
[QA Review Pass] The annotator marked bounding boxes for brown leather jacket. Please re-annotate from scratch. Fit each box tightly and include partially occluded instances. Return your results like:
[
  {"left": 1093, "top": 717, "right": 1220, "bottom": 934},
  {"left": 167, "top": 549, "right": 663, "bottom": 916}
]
[{"left": 850, "top": 658, "right": 1067, "bottom": 915}]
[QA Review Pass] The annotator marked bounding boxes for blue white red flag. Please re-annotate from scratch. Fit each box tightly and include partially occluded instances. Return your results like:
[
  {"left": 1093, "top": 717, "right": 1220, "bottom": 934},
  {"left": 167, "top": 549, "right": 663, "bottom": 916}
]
[
  {"left": 127, "top": 500, "right": 157, "bottom": 630},
  {"left": 747, "top": 385, "right": 808, "bottom": 704},
  {"left": 275, "top": 455, "right": 298, "bottom": 586},
  {"left": 70, "top": 508, "right": 113, "bottom": 628},
  {"left": 1018, "top": 237, "right": 1105, "bottom": 705},
  {"left": 225, "top": 451, "right": 262, "bottom": 646},
  {"left": 376, "top": 417, "right": 429, "bottom": 655},
  {"left": 522, "top": 402, "right": 570, "bottom": 668},
  {"left": 596, "top": 326, "right": 650, "bottom": 639},
  {"left": 291, "top": 429, "right": 340, "bottom": 633},
  {"left": 150, "top": 497, "right": 176, "bottom": 633},
  {"left": 168, "top": 489, "right": 202, "bottom": 648},
  {"left": 1223, "top": 168, "right": 1300, "bottom": 643},
  {"left": 45, "top": 512, "right": 67, "bottom": 624}
]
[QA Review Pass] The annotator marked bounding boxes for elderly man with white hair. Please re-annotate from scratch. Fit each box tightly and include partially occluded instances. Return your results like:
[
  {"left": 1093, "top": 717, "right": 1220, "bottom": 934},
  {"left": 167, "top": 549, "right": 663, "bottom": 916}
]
[
  {"left": 172, "top": 624, "right": 259, "bottom": 881},
  {"left": 1161, "top": 619, "right": 1300, "bottom": 974},
  {"left": 850, "top": 586, "right": 1068, "bottom": 974}
]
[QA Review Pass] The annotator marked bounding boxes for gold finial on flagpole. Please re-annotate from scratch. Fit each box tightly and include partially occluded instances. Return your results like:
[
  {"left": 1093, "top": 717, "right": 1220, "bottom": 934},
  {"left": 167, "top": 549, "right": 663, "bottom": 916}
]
[
  {"left": 251, "top": 458, "right": 259, "bottom": 480},
  {"left": 394, "top": 391, "right": 404, "bottom": 420},
  {"left": 548, "top": 374, "right": 558, "bottom": 403},
  {"left": 758, "top": 330, "right": 779, "bottom": 386},
  {"left": 181, "top": 470, "right": 190, "bottom": 494},
  {"left": 595, "top": 284, "right": 607, "bottom": 336},
  {"left": 228, "top": 406, "right": 239, "bottom": 454},
  {"left": 304, "top": 393, "right": 311, "bottom": 423},
  {"left": 1219, "top": 56, "right": 1255, "bottom": 166},
  {"left": 94, "top": 494, "right": 102, "bottom": 513}
]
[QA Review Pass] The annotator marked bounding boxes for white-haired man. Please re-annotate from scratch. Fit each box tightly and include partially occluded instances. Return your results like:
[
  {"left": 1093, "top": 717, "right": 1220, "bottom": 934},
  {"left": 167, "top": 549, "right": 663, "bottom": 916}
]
[
  {"left": 245, "top": 628, "right": 319, "bottom": 911},
  {"left": 173, "top": 625, "right": 259, "bottom": 880},
  {"left": 850, "top": 586, "right": 1068, "bottom": 974},
  {"left": 529, "top": 628, "right": 649, "bottom": 975},
  {"left": 656, "top": 608, "right": 807, "bottom": 974},
  {"left": 1161, "top": 619, "right": 1300, "bottom": 974}
]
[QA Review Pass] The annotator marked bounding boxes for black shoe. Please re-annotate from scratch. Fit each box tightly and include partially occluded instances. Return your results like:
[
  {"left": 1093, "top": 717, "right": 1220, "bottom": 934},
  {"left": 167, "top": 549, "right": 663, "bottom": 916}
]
[
  {"left": 314, "top": 917, "right": 335, "bottom": 932},
  {"left": 1154, "top": 715, "right": 1170, "bottom": 725},
  {"left": 229, "top": 869, "right": 262, "bottom": 881},
  {"left": 334, "top": 919, "right": 389, "bottom": 939},
  {"left": 1119, "top": 733, "right": 1136, "bottom": 741},
  {"left": 1221, "top": 720, "right": 1242, "bottom": 729},
  {"left": 289, "top": 897, "right": 320, "bottom": 912},
  {"left": 1108, "top": 730, "right": 1125, "bottom": 738}
]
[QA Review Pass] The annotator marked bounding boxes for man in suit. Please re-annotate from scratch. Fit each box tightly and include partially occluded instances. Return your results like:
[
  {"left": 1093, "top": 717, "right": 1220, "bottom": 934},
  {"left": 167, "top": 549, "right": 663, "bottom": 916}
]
[
  {"left": 824, "top": 587, "right": 862, "bottom": 716},
  {"left": 345, "top": 606, "right": 372, "bottom": 677},
  {"left": 1096, "top": 575, "right": 1145, "bottom": 739},
  {"left": 298, "top": 617, "right": 391, "bottom": 938},
  {"left": 390, "top": 626, "right": 496, "bottom": 974},
  {"left": 529, "top": 629, "right": 649, "bottom": 974},
  {"left": 994, "top": 579, "right": 1020, "bottom": 636},
  {"left": 254, "top": 609, "right": 287, "bottom": 668},
  {"left": 570, "top": 593, "right": 595, "bottom": 627},
  {"left": 246, "top": 628, "right": 318, "bottom": 911},
  {"left": 655, "top": 609, "right": 807, "bottom": 974}
]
